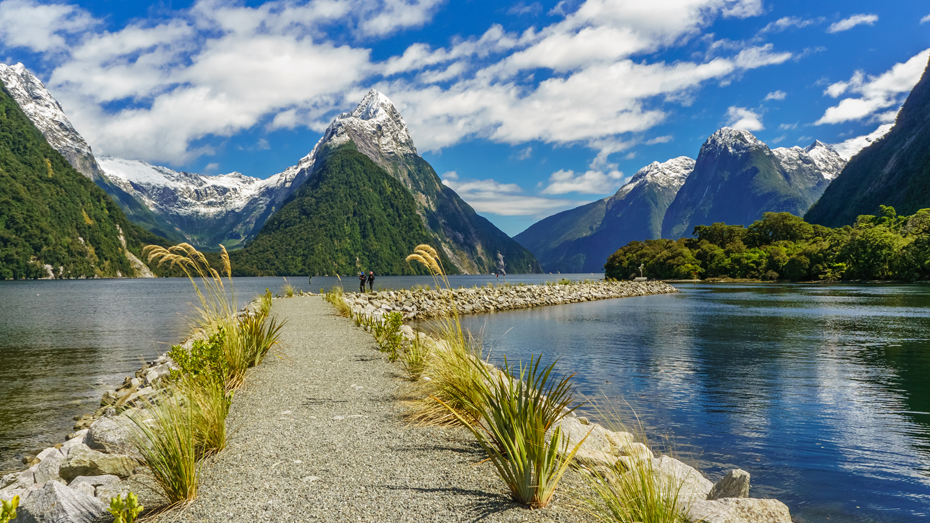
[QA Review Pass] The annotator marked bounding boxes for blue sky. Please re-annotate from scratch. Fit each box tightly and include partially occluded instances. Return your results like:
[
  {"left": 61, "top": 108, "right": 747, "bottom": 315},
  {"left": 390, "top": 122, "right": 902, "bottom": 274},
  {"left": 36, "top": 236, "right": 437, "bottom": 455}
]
[{"left": 1, "top": 0, "right": 929, "bottom": 236}]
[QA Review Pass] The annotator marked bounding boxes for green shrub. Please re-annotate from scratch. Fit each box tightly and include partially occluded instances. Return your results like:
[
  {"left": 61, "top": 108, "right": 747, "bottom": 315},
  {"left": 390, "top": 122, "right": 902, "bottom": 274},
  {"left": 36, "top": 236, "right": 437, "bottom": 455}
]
[
  {"left": 0, "top": 495, "right": 19, "bottom": 523},
  {"left": 376, "top": 312, "right": 404, "bottom": 362},
  {"left": 400, "top": 331, "right": 431, "bottom": 380},
  {"left": 108, "top": 492, "right": 143, "bottom": 523},
  {"left": 168, "top": 331, "right": 230, "bottom": 385}
]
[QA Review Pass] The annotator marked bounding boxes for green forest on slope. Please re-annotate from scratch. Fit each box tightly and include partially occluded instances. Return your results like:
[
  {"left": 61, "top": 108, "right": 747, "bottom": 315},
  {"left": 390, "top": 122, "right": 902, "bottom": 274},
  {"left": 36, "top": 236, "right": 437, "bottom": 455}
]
[
  {"left": 605, "top": 208, "right": 930, "bottom": 282},
  {"left": 231, "top": 148, "right": 448, "bottom": 276},
  {"left": 0, "top": 83, "right": 169, "bottom": 279}
]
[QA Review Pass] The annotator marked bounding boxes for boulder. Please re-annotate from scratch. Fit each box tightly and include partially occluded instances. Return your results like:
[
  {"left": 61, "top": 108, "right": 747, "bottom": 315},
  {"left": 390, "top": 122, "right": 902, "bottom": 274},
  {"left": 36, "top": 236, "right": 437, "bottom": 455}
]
[
  {"left": 15, "top": 480, "right": 106, "bottom": 523},
  {"left": 687, "top": 500, "right": 747, "bottom": 523},
  {"left": 58, "top": 445, "right": 135, "bottom": 481},
  {"left": 61, "top": 434, "right": 87, "bottom": 456},
  {"left": 547, "top": 416, "right": 612, "bottom": 455},
  {"left": 714, "top": 498, "right": 791, "bottom": 523},
  {"left": 68, "top": 475, "right": 123, "bottom": 502},
  {"left": 650, "top": 455, "right": 714, "bottom": 507},
  {"left": 573, "top": 448, "right": 617, "bottom": 468},
  {"left": 84, "top": 416, "right": 139, "bottom": 459},
  {"left": 708, "top": 469, "right": 750, "bottom": 500},
  {"left": 35, "top": 448, "right": 62, "bottom": 461},
  {"left": 33, "top": 452, "right": 65, "bottom": 486},
  {"left": 144, "top": 364, "right": 172, "bottom": 386}
]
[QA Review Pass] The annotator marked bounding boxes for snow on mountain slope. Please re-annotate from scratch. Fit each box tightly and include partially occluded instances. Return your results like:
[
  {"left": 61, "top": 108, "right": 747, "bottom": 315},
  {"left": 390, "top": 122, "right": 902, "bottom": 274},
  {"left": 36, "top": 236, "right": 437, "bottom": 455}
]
[
  {"left": 0, "top": 63, "right": 101, "bottom": 180},
  {"left": 772, "top": 140, "right": 847, "bottom": 181},
  {"left": 613, "top": 156, "right": 694, "bottom": 200}
]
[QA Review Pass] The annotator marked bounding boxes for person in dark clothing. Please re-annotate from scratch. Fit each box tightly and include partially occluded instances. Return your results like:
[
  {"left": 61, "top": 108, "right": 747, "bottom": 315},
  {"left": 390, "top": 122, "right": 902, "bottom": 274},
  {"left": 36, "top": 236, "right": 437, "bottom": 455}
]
[
  {"left": 358, "top": 272, "right": 366, "bottom": 293},
  {"left": 367, "top": 271, "right": 375, "bottom": 292}
]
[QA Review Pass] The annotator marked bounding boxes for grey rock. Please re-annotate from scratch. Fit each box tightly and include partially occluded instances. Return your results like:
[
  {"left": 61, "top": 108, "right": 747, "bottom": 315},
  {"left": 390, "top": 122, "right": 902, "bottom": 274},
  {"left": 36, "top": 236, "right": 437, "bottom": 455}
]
[
  {"left": 688, "top": 500, "right": 748, "bottom": 523},
  {"left": 714, "top": 498, "right": 792, "bottom": 523},
  {"left": 0, "top": 472, "right": 17, "bottom": 489},
  {"left": 59, "top": 445, "right": 135, "bottom": 481},
  {"left": 69, "top": 475, "right": 124, "bottom": 502},
  {"left": 84, "top": 415, "right": 139, "bottom": 459},
  {"left": 650, "top": 455, "right": 714, "bottom": 507},
  {"left": 0, "top": 485, "right": 24, "bottom": 502},
  {"left": 66, "top": 429, "right": 89, "bottom": 441},
  {"left": 33, "top": 452, "right": 65, "bottom": 486},
  {"left": 708, "top": 469, "right": 750, "bottom": 500},
  {"left": 547, "top": 415, "right": 612, "bottom": 454},
  {"left": 61, "top": 435, "right": 86, "bottom": 456},
  {"left": 16, "top": 480, "right": 106, "bottom": 523},
  {"left": 36, "top": 447, "right": 62, "bottom": 461}
]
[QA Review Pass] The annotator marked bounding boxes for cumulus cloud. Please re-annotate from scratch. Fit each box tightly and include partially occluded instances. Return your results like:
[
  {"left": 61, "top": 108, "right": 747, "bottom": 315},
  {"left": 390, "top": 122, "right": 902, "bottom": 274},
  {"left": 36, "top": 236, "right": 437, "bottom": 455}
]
[
  {"left": 441, "top": 173, "right": 573, "bottom": 216},
  {"left": 922, "top": 14, "right": 930, "bottom": 24},
  {"left": 765, "top": 90, "right": 786, "bottom": 101},
  {"left": 827, "top": 14, "right": 878, "bottom": 34},
  {"left": 816, "top": 48, "right": 930, "bottom": 125},
  {"left": 0, "top": 0, "right": 96, "bottom": 52},
  {"left": 725, "top": 106, "right": 763, "bottom": 131},
  {"left": 540, "top": 168, "right": 625, "bottom": 194}
]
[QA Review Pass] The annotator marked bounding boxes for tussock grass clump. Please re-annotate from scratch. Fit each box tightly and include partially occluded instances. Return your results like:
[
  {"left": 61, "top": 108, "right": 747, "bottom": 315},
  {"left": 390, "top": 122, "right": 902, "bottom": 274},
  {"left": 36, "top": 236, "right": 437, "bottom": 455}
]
[
  {"left": 577, "top": 402, "right": 690, "bottom": 523},
  {"left": 182, "top": 375, "right": 231, "bottom": 458},
  {"left": 323, "top": 286, "right": 353, "bottom": 317},
  {"left": 281, "top": 278, "right": 295, "bottom": 298},
  {"left": 400, "top": 331, "right": 431, "bottom": 380},
  {"left": 258, "top": 289, "right": 273, "bottom": 318},
  {"left": 404, "top": 244, "right": 489, "bottom": 426},
  {"left": 128, "top": 394, "right": 198, "bottom": 504},
  {"left": 435, "top": 356, "right": 585, "bottom": 508}
]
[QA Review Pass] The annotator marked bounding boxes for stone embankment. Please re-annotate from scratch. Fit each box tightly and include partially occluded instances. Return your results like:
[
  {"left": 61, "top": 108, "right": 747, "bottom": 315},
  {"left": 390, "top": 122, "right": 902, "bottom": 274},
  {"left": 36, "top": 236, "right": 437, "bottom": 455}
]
[
  {"left": 342, "top": 280, "right": 678, "bottom": 320},
  {"left": 0, "top": 299, "right": 265, "bottom": 523}
]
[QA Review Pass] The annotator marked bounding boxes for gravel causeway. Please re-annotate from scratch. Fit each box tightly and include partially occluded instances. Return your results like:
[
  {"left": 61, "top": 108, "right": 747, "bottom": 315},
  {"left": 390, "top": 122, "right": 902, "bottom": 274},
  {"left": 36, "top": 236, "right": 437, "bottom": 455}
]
[{"left": 149, "top": 295, "right": 594, "bottom": 522}]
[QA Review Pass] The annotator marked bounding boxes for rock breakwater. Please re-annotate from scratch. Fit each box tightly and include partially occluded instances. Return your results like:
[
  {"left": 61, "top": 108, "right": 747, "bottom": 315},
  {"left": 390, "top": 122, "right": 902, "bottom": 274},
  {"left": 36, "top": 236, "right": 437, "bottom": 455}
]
[{"left": 342, "top": 280, "right": 678, "bottom": 320}]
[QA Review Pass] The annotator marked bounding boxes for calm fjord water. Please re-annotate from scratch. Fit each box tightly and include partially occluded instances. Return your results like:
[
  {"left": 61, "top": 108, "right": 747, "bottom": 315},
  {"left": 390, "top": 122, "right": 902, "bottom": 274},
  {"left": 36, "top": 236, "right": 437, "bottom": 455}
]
[{"left": 1, "top": 278, "right": 928, "bottom": 522}]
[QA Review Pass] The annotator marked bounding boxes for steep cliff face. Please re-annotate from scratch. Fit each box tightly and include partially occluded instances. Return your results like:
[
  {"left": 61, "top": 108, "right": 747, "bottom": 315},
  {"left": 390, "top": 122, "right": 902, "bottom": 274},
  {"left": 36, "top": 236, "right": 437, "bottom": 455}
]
[
  {"left": 662, "top": 128, "right": 837, "bottom": 239},
  {"left": 806, "top": 55, "right": 930, "bottom": 227},
  {"left": 516, "top": 157, "right": 694, "bottom": 272}
]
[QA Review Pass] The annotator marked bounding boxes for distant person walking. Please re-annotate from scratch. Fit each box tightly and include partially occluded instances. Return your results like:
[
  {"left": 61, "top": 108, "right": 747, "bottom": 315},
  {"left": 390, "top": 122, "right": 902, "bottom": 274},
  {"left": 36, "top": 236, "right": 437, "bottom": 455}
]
[
  {"left": 367, "top": 271, "right": 375, "bottom": 292},
  {"left": 358, "top": 272, "right": 366, "bottom": 293}
]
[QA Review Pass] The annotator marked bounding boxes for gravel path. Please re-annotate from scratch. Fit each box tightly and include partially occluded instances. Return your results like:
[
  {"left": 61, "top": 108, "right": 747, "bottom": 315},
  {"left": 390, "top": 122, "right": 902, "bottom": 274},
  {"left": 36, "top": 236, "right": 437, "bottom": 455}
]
[{"left": 149, "top": 296, "right": 595, "bottom": 522}]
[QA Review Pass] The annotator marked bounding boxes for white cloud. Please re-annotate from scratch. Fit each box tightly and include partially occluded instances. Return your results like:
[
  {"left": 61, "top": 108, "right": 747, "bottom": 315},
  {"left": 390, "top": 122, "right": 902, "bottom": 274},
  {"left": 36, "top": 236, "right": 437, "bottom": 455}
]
[
  {"left": 0, "top": 0, "right": 96, "bottom": 52},
  {"left": 725, "top": 106, "right": 763, "bottom": 131},
  {"left": 827, "top": 14, "right": 878, "bottom": 34},
  {"left": 778, "top": 123, "right": 797, "bottom": 130},
  {"left": 540, "top": 168, "right": 625, "bottom": 194},
  {"left": 507, "top": 2, "right": 542, "bottom": 16},
  {"left": 765, "top": 90, "right": 786, "bottom": 101},
  {"left": 816, "top": 48, "right": 930, "bottom": 125},
  {"left": 646, "top": 135, "right": 673, "bottom": 145},
  {"left": 512, "top": 146, "right": 533, "bottom": 160},
  {"left": 441, "top": 174, "right": 573, "bottom": 216},
  {"left": 357, "top": 0, "right": 445, "bottom": 38},
  {"left": 831, "top": 123, "right": 893, "bottom": 160},
  {"left": 758, "top": 16, "right": 819, "bottom": 34},
  {"left": 922, "top": 14, "right": 930, "bottom": 24}
]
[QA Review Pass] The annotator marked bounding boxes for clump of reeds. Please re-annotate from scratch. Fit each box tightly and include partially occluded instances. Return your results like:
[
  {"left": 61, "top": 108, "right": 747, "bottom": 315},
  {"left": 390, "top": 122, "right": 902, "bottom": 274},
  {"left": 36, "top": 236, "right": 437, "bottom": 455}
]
[
  {"left": 323, "top": 286, "right": 353, "bottom": 317},
  {"left": 400, "top": 330, "right": 431, "bottom": 380},
  {"left": 139, "top": 243, "right": 285, "bottom": 505},
  {"left": 404, "top": 245, "right": 489, "bottom": 425},
  {"left": 435, "top": 355, "right": 585, "bottom": 508},
  {"left": 281, "top": 278, "right": 295, "bottom": 298},
  {"left": 128, "top": 393, "right": 198, "bottom": 505}
]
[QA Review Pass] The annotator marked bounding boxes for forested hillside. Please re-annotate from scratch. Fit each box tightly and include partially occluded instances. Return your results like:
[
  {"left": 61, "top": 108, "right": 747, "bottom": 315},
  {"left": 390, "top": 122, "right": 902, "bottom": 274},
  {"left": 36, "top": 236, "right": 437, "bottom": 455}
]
[
  {"left": 605, "top": 208, "right": 930, "bottom": 282},
  {"left": 0, "top": 83, "right": 167, "bottom": 279},
  {"left": 231, "top": 148, "right": 445, "bottom": 276}
]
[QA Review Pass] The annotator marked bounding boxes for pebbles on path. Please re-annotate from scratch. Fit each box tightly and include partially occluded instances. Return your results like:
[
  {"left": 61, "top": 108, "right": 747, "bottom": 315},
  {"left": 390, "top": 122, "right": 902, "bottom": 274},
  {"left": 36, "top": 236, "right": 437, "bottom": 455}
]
[{"left": 149, "top": 296, "right": 593, "bottom": 522}]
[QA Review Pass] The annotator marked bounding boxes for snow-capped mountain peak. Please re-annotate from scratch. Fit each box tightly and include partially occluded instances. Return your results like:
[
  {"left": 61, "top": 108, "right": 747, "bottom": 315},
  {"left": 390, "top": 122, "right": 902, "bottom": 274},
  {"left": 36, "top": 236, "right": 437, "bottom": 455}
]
[
  {"left": 701, "top": 127, "right": 766, "bottom": 157},
  {"left": 613, "top": 156, "right": 694, "bottom": 201},
  {"left": 0, "top": 62, "right": 101, "bottom": 179},
  {"left": 323, "top": 88, "right": 417, "bottom": 159}
]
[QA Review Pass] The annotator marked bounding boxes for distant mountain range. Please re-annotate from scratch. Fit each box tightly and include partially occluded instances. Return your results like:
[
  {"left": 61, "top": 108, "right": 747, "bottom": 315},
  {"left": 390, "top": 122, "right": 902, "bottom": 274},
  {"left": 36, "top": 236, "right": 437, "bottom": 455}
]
[
  {"left": 515, "top": 157, "right": 694, "bottom": 272},
  {"left": 516, "top": 129, "right": 846, "bottom": 272},
  {"left": 0, "top": 64, "right": 538, "bottom": 275},
  {"left": 807, "top": 54, "right": 930, "bottom": 227}
]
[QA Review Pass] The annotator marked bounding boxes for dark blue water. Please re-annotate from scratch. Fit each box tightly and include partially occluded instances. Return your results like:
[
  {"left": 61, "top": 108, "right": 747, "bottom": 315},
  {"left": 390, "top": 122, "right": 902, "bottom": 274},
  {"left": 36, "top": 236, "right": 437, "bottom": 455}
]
[{"left": 458, "top": 283, "right": 930, "bottom": 523}]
